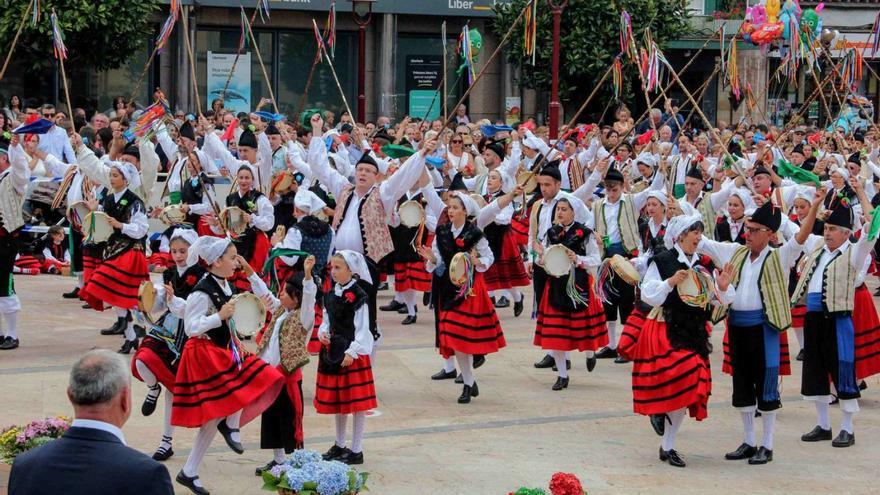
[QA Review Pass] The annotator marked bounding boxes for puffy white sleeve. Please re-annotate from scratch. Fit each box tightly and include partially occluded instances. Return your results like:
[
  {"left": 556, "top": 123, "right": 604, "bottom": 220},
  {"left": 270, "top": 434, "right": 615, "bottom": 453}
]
[
  {"left": 473, "top": 236, "right": 494, "bottom": 272},
  {"left": 639, "top": 261, "right": 674, "bottom": 307},
  {"left": 121, "top": 203, "right": 149, "bottom": 239},
  {"left": 277, "top": 227, "right": 303, "bottom": 266},
  {"left": 250, "top": 195, "right": 275, "bottom": 232},
  {"left": 184, "top": 291, "right": 223, "bottom": 337},
  {"left": 299, "top": 279, "right": 317, "bottom": 334},
  {"left": 345, "top": 302, "right": 373, "bottom": 358}
]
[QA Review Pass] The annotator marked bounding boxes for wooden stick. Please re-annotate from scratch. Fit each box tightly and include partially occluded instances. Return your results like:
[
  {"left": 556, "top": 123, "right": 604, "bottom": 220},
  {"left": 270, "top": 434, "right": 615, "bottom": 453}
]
[
  {"left": 179, "top": 7, "right": 203, "bottom": 115},
  {"left": 246, "top": 14, "right": 279, "bottom": 114},
  {"left": 221, "top": 7, "right": 262, "bottom": 104},
  {"left": 128, "top": 48, "right": 159, "bottom": 106},
  {"left": 442, "top": 21, "right": 448, "bottom": 125},
  {"left": 296, "top": 49, "right": 323, "bottom": 120},
  {"left": 311, "top": 19, "right": 352, "bottom": 121},
  {"left": 57, "top": 51, "right": 74, "bottom": 125},
  {"left": 0, "top": 0, "right": 35, "bottom": 83}
]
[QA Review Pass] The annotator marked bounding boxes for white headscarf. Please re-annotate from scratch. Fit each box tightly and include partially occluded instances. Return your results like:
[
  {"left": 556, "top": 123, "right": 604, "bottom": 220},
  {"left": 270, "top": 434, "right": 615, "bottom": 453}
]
[
  {"left": 664, "top": 213, "right": 703, "bottom": 249},
  {"left": 635, "top": 151, "right": 658, "bottom": 168},
  {"left": 557, "top": 192, "right": 590, "bottom": 226},
  {"left": 522, "top": 130, "right": 544, "bottom": 151},
  {"left": 186, "top": 236, "right": 231, "bottom": 267},
  {"left": 294, "top": 189, "right": 327, "bottom": 215},
  {"left": 729, "top": 188, "right": 757, "bottom": 217},
  {"left": 831, "top": 166, "right": 849, "bottom": 181},
  {"left": 646, "top": 190, "right": 668, "bottom": 208},
  {"left": 110, "top": 161, "right": 141, "bottom": 191},
  {"left": 170, "top": 228, "right": 199, "bottom": 246},
  {"left": 792, "top": 185, "right": 814, "bottom": 205},
  {"left": 451, "top": 191, "right": 480, "bottom": 217},
  {"left": 336, "top": 250, "right": 372, "bottom": 285}
]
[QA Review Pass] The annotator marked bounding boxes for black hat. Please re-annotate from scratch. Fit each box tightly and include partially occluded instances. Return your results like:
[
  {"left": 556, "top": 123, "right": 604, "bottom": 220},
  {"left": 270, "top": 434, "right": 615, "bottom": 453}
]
[
  {"left": 238, "top": 128, "right": 258, "bottom": 149},
  {"left": 372, "top": 131, "right": 394, "bottom": 144},
  {"left": 448, "top": 173, "right": 467, "bottom": 192},
  {"left": 486, "top": 142, "right": 505, "bottom": 160},
  {"left": 728, "top": 141, "right": 743, "bottom": 158},
  {"left": 753, "top": 164, "right": 772, "bottom": 177},
  {"left": 848, "top": 152, "right": 862, "bottom": 167},
  {"left": 122, "top": 142, "right": 140, "bottom": 160},
  {"left": 340, "top": 123, "right": 354, "bottom": 134},
  {"left": 357, "top": 152, "right": 379, "bottom": 171},
  {"left": 792, "top": 143, "right": 805, "bottom": 156},
  {"left": 825, "top": 205, "right": 853, "bottom": 230},
  {"left": 604, "top": 165, "right": 624, "bottom": 184},
  {"left": 749, "top": 201, "right": 782, "bottom": 232},
  {"left": 265, "top": 124, "right": 281, "bottom": 136},
  {"left": 179, "top": 121, "right": 195, "bottom": 141},
  {"left": 686, "top": 165, "right": 704, "bottom": 181},
  {"left": 854, "top": 132, "right": 865, "bottom": 143},
  {"left": 539, "top": 160, "right": 562, "bottom": 182},
  {"left": 802, "top": 156, "right": 816, "bottom": 172}
]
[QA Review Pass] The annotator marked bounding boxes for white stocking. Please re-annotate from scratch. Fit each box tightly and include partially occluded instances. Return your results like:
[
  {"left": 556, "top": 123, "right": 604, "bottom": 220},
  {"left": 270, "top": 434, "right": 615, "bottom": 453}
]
[
  {"left": 738, "top": 407, "right": 756, "bottom": 446},
  {"left": 273, "top": 448, "right": 286, "bottom": 463},
  {"left": 182, "top": 418, "right": 221, "bottom": 486},
  {"left": 401, "top": 290, "right": 417, "bottom": 316},
  {"left": 334, "top": 414, "right": 348, "bottom": 447},
  {"left": 350, "top": 411, "right": 367, "bottom": 453},
  {"left": 552, "top": 350, "right": 568, "bottom": 379},
  {"left": 607, "top": 321, "right": 618, "bottom": 349},
  {"left": 661, "top": 408, "right": 687, "bottom": 451},
  {"left": 761, "top": 411, "right": 777, "bottom": 450},
  {"left": 442, "top": 356, "right": 456, "bottom": 373},
  {"left": 454, "top": 351, "right": 475, "bottom": 386},
  {"left": 3, "top": 312, "right": 17, "bottom": 340}
]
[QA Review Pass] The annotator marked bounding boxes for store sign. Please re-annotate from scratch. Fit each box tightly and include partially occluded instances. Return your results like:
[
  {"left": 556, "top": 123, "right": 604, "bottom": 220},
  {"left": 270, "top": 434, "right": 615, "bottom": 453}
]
[
  {"left": 206, "top": 52, "right": 252, "bottom": 114},
  {"left": 826, "top": 33, "right": 880, "bottom": 59},
  {"left": 186, "top": 0, "right": 511, "bottom": 17},
  {"left": 406, "top": 55, "right": 443, "bottom": 120}
]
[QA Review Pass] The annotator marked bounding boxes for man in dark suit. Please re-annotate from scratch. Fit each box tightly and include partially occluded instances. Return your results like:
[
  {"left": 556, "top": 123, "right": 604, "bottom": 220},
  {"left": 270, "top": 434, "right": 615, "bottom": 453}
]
[{"left": 9, "top": 349, "right": 173, "bottom": 495}]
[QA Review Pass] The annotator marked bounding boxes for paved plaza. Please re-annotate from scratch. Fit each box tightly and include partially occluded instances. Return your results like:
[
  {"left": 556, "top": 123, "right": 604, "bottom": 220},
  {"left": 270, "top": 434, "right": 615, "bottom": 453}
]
[{"left": 1, "top": 274, "right": 878, "bottom": 494}]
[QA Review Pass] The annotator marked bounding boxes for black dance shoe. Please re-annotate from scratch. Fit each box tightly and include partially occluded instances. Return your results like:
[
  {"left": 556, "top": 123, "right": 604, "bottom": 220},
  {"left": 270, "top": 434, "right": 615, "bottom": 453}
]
[
  {"left": 552, "top": 360, "right": 571, "bottom": 372},
  {"left": 552, "top": 377, "right": 569, "bottom": 391},
  {"left": 659, "top": 447, "right": 686, "bottom": 467},
  {"left": 748, "top": 446, "right": 773, "bottom": 464},
  {"left": 255, "top": 459, "right": 280, "bottom": 476},
  {"left": 586, "top": 356, "right": 597, "bottom": 372},
  {"left": 534, "top": 354, "right": 554, "bottom": 368},
  {"left": 614, "top": 356, "right": 630, "bottom": 364},
  {"left": 595, "top": 346, "right": 618, "bottom": 359},
  {"left": 473, "top": 354, "right": 486, "bottom": 369},
  {"left": 801, "top": 426, "right": 833, "bottom": 442},
  {"left": 379, "top": 300, "right": 404, "bottom": 312},
  {"left": 431, "top": 369, "right": 457, "bottom": 380},
  {"left": 0, "top": 337, "right": 19, "bottom": 350},
  {"left": 176, "top": 470, "right": 210, "bottom": 495},
  {"left": 650, "top": 414, "right": 666, "bottom": 436},
  {"left": 118, "top": 338, "right": 139, "bottom": 355},
  {"left": 494, "top": 296, "right": 510, "bottom": 308},
  {"left": 153, "top": 437, "right": 174, "bottom": 461},
  {"left": 142, "top": 384, "right": 161, "bottom": 416},
  {"left": 322, "top": 444, "right": 347, "bottom": 460},
  {"left": 724, "top": 443, "right": 757, "bottom": 460},
  {"left": 338, "top": 449, "right": 364, "bottom": 465},
  {"left": 401, "top": 315, "right": 417, "bottom": 325},
  {"left": 62, "top": 287, "right": 80, "bottom": 299},
  {"left": 217, "top": 419, "right": 244, "bottom": 454},
  {"left": 101, "top": 317, "right": 127, "bottom": 336},
  {"left": 832, "top": 431, "right": 855, "bottom": 448},
  {"left": 796, "top": 349, "right": 804, "bottom": 361},
  {"left": 513, "top": 297, "right": 524, "bottom": 317}
]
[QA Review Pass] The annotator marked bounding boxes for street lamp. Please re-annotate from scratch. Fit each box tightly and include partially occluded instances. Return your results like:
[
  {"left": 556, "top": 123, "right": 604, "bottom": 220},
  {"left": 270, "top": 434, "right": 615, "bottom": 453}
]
[
  {"left": 548, "top": 0, "right": 567, "bottom": 140},
  {"left": 350, "top": 0, "right": 375, "bottom": 123}
]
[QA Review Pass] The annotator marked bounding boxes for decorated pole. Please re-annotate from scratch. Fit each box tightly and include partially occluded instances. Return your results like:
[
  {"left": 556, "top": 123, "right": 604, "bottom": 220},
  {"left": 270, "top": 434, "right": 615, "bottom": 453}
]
[
  {"left": 0, "top": 0, "right": 36, "bottom": 83},
  {"left": 312, "top": 19, "right": 354, "bottom": 122},
  {"left": 548, "top": 0, "right": 568, "bottom": 140},
  {"left": 244, "top": 12, "right": 279, "bottom": 114},
  {"left": 178, "top": 6, "right": 203, "bottom": 115},
  {"left": 50, "top": 10, "right": 74, "bottom": 123},
  {"left": 221, "top": 7, "right": 261, "bottom": 104}
]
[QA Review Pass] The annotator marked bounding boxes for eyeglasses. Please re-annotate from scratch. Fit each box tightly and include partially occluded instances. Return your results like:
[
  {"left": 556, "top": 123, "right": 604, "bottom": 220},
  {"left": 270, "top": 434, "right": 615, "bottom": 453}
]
[
  {"left": 42, "top": 113, "right": 54, "bottom": 118},
  {"left": 745, "top": 226, "right": 769, "bottom": 234},
  {"left": 451, "top": 139, "right": 463, "bottom": 144}
]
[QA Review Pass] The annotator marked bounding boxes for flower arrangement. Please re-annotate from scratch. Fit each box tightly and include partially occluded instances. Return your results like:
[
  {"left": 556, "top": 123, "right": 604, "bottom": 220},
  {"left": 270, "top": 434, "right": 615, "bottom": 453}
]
[
  {"left": 261, "top": 449, "right": 369, "bottom": 495},
  {"left": 508, "top": 472, "right": 587, "bottom": 495},
  {"left": 0, "top": 416, "right": 71, "bottom": 463}
]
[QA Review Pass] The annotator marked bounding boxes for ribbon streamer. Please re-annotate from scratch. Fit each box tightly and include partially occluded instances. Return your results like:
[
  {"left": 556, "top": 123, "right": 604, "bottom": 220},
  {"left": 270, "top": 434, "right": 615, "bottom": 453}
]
[
  {"left": 262, "top": 247, "right": 313, "bottom": 294},
  {"left": 50, "top": 11, "right": 67, "bottom": 60},
  {"left": 326, "top": 0, "right": 337, "bottom": 59},
  {"left": 257, "top": 0, "right": 270, "bottom": 23},
  {"left": 31, "top": 0, "right": 40, "bottom": 27},
  {"left": 155, "top": 0, "right": 179, "bottom": 54}
]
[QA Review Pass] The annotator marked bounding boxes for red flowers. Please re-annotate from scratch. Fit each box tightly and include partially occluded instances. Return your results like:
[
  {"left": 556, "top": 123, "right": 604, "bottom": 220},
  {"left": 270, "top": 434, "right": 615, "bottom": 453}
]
[
  {"left": 549, "top": 472, "right": 584, "bottom": 495},
  {"left": 343, "top": 291, "right": 356, "bottom": 303},
  {"left": 716, "top": 216, "right": 725, "bottom": 224},
  {"left": 789, "top": 213, "right": 799, "bottom": 222},
  {"left": 185, "top": 274, "right": 197, "bottom": 286},
  {"left": 574, "top": 229, "right": 584, "bottom": 238},
  {"left": 699, "top": 255, "right": 712, "bottom": 267},
  {"left": 455, "top": 238, "right": 465, "bottom": 248}
]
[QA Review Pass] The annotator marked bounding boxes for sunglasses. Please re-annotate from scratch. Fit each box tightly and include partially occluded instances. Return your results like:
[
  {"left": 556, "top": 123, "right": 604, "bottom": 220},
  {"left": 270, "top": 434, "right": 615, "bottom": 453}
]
[
  {"left": 451, "top": 139, "right": 463, "bottom": 144},
  {"left": 42, "top": 113, "right": 54, "bottom": 118}
]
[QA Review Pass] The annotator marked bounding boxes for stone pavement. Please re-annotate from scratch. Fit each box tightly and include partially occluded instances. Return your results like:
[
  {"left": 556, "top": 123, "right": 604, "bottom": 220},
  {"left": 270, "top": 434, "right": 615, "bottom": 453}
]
[{"left": 1, "top": 274, "right": 878, "bottom": 494}]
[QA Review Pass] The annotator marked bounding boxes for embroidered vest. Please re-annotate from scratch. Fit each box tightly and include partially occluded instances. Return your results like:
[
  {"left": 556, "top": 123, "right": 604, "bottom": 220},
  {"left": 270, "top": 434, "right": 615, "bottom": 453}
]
[
  {"left": 101, "top": 189, "right": 146, "bottom": 260},
  {"left": 594, "top": 195, "right": 640, "bottom": 256},
  {"left": 791, "top": 245, "right": 857, "bottom": 315},
  {"left": 0, "top": 171, "right": 24, "bottom": 233},
  {"left": 695, "top": 193, "right": 717, "bottom": 239},
  {"left": 257, "top": 307, "right": 311, "bottom": 374},
  {"left": 566, "top": 156, "right": 585, "bottom": 191},
  {"left": 725, "top": 246, "right": 792, "bottom": 332},
  {"left": 332, "top": 186, "right": 394, "bottom": 263}
]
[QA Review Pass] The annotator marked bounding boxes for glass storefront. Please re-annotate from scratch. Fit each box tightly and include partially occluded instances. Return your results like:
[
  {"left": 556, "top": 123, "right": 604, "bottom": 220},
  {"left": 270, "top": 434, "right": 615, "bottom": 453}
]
[{"left": 395, "top": 33, "right": 463, "bottom": 122}]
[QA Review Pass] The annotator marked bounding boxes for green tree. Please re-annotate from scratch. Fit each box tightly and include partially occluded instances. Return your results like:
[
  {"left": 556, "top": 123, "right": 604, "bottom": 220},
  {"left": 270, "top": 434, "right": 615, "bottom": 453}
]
[
  {"left": 0, "top": 0, "right": 161, "bottom": 73},
  {"left": 492, "top": 0, "right": 692, "bottom": 117}
]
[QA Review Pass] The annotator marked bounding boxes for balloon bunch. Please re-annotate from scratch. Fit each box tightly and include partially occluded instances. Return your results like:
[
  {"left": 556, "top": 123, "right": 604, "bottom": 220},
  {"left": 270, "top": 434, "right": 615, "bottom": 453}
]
[{"left": 741, "top": 0, "right": 828, "bottom": 47}]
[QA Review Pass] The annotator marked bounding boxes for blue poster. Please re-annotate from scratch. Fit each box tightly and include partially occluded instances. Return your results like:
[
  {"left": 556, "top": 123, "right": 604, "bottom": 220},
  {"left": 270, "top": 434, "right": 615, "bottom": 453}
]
[{"left": 206, "top": 51, "right": 252, "bottom": 114}]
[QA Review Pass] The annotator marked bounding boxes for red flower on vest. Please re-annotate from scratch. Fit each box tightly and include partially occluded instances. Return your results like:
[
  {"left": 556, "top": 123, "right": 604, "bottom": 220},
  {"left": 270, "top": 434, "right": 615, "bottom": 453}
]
[
  {"left": 699, "top": 255, "right": 712, "bottom": 267},
  {"left": 455, "top": 238, "right": 465, "bottom": 248},
  {"left": 343, "top": 290, "right": 356, "bottom": 303},
  {"left": 789, "top": 213, "right": 799, "bottom": 222},
  {"left": 574, "top": 228, "right": 584, "bottom": 238},
  {"left": 185, "top": 274, "right": 197, "bottom": 286},
  {"left": 716, "top": 215, "right": 725, "bottom": 224}
]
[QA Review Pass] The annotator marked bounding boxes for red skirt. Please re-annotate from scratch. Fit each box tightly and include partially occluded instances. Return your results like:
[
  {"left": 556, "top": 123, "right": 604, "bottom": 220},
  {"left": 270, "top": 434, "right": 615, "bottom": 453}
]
[
  {"left": 197, "top": 216, "right": 224, "bottom": 238},
  {"left": 307, "top": 303, "right": 324, "bottom": 354},
  {"left": 510, "top": 213, "right": 530, "bottom": 247},
  {"left": 132, "top": 337, "right": 178, "bottom": 389},
  {"left": 393, "top": 260, "right": 432, "bottom": 292},
  {"left": 618, "top": 306, "right": 648, "bottom": 352},
  {"left": 791, "top": 304, "right": 806, "bottom": 329},
  {"left": 314, "top": 355, "right": 378, "bottom": 415},
  {"left": 80, "top": 250, "right": 149, "bottom": 311},
  {"left": 14, "top": 255, "right": 41, "bottom": 271},
  {"left": 82, "top": 254, "right": 100, "bottom": 286},
  {"left": 618, "top": 314, "right": 712, "bottom": 420},
  {"left": 720, "top": 320, "right": 791, "bottom": 377},
  {"left": 148, "top": 251, "right": 174, "bottom": 269},
  {"left": 229, "top": 232, "right": 271, "bottom": 292},
  {"left": 438, "top": 273, "right": 506, "bottom": 357},
  {"left": 534, "top": 279, "right": 608, "bottom": 352},
  {"left": 171, "top": 338, "right": 284, "bottom": 428},
  {"left": 854, "top": 285, "right": 880, "bottom": 380},
  {"left": 483, "top": 230, "right": 530, "bottom": 291}
]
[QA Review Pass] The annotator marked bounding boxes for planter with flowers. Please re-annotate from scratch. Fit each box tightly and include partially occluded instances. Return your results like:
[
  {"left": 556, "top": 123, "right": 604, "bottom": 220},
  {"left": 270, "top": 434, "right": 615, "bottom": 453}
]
[
  {"left": 0, "top": 416, "right": 72, "bottom": 463},
  {"left": 509, "top": 472, "right": 588, "bottom": 495},
  {"left": 261, "top": 449, "right": 369, "bottom": 495}
]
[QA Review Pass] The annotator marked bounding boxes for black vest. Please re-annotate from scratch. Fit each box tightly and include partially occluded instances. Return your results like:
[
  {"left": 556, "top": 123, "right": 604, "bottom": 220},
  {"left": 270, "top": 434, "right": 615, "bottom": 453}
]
[
  {"left": 101, "top": 189, "right": 146, "bottom": 259},
  {"left": 319, "top": 283, "right": 368, "bottom": 374},
  {"left": 226, "top": 189, "right": 265, "bottom": 261},
  {"left": 156, "top": 264, "right": 206, "bottom": 351},
  {"left": 436, "top": 221, "right": 484, "bottom": 309},
  {"left": 181, "top": 174, "right": 208, "bottom": 225},
  {"left": 638, "top": 218, "right": 667, "bottom": 256},
  {"left": 544, "top": 222, "right": 592, "bottom": 311},
  {"left": 192, "top": 274, "right": 239, "bottom": 348},
  {"left": 481, "top": 191, "right": 509, "bottom": 256},
  {"left": 650, "top": 249, "right": 714, "bottom": 357},
  {"left": 714, "top": 217, "right": 746, "bottom": 245},
  {"left": 390, "top": 193, "right": 425, "bottom": 263}
]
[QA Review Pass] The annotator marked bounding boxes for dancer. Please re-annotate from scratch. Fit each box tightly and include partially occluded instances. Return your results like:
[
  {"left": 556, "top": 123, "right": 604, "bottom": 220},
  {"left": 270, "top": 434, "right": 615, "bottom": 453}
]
[{"left": 0, "top": 138, "right": 30, "bottom": 350}]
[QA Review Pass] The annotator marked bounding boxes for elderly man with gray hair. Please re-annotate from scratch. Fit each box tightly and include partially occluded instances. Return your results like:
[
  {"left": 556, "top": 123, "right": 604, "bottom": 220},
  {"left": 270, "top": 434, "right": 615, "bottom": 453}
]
[{"left": 9, "top": 350, "right": 173, "bottom": 495}]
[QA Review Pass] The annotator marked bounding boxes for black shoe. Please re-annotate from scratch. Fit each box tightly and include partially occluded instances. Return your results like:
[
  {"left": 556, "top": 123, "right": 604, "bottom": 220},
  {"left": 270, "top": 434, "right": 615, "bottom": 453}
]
[
  {"left": 724, "top": 443, "right": 757, "bottom": 460},
  {"left": 82, "top": 303, "right": 91, "bottom": 309},
  {"left": 176, "top": 470, "right": 210, "bottom": 495},
  {"left": 659, "top": 447, "right": 686, "bottom": 467},
  {"left": 458, "top": 384, "right": 474, "bottom": 404},
  {"left": 401, "top": 315, "right": 417, "bottom": 325},
  {"left": 874, "top": 287, "right": 880, "bottom": 297},
  {"left": 101, "top": 317, "right": 127, "bottom": 335},
  {"left": 552, "top": 360, "right": 571, "bottom": 372},
  {"left": 134, "top": 325, "right": 146, "bottom": 338},
  {"left": 322, "top": 444, "right": 347, "bottom": 460},
  {"left": 455, "top": 373, "right": 463, "bottom": 384},
  {"left": 118, "top": 338, "right": 139, "bottom": 355},
  {"left": 754, "top": 410, "right": 762, "bottom": 418},
  {"left": 338, "top": 449, "right": 364, "bottom": 465},
  {"left": 62, "top": 287, "right": 80, "bottom": 299},
  {"left": 494, "top": 296, "right": 510, "bottom": 308},
  {"left": 614, "top": 356, "right": 630, "bottom": 364},
  {"left": 829, "top": 395, "right": 839, "bottom": 405},
  {"left": 586, "top": 356, "right": 597, "bottom": 372},
  {"left": 379, "top": 300, "right": 404, "bottom": 312},
  {"left": 595, "top": 347, "right": 618, "bottom": 359},
  {"left": 0, "top": 337, "right": 19, "bottom": 350},
  {"left": 473, "top": 354, "right": 486, "bottom": 369},
  {"left": 552, "top": 376, "right": 569, "bottom": 391},
  {"left": 255, "top": 460, "right": 280, "bottom": 476},
  {"left": 748, "top": 446, "right": 773, "bottom": 464},
  {"left": 859, "top": 380, "right": 868, "bottom": 391},
  {"left": 801, "top": 425, "right": 833, "bottom": 442},
  {"left": 217, "top": 419, "right": 244, "bottom": 454},
  {"left": 377, "top": 282, "right": 389, "bottom": 291},
  {"left": 534, "top": 354, "right": 555, "bottom": 368},
  {"left": 513, "top": 297, "right": 524, "bottom": 317},
  {"left": 471, "top": 382, "right": 479, "bottom": 397},
  {"left": 142, "top": 384, "right": 161, "bottom": 416},
  {"left": 431, "top": 369, "right": 457, "bottom": 380},
  {"left": 832, "top": 430, "right": 855, "bottom": 448},
  {"left": 153, "top": 437, "right": 174, "bottom": 461},
  {"left": 423, "top": 292, "right": 431, "bottom": 306},
  {"left": 796, "top": 349, "right": 804, "bottom": 361},
  {"left": 650, "top": 414, "right": 666, "bottom": 436},
  {"left": 397, "top": 305, "right": 410, "bottom": 314}
]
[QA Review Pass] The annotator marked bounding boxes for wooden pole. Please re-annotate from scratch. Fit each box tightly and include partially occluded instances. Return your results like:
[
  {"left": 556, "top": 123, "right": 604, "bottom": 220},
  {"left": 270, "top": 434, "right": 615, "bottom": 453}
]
[
  {"left": 179, "top": 7, "right": 203, "bottom": 115},
  {"left": 0, "top": 0, "right": 35, "bottom": 83},
  {"left": 312, "top": 19, "right": 353, "bottom": 121},
  {"left": 442, "top": 21, "right": 448, "bottom": 125},
  {"left": 246, "top": 13, "right": 279, "bottom": 114},
  {"left": 221, "top": 7, "right": 262, "bottom": 103}
]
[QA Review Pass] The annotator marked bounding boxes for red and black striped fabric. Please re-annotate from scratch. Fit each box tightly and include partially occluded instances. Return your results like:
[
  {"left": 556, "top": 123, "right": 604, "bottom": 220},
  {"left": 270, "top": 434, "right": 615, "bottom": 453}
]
[
  {"left": 171, "top": 337, "right": 284, "bottom": 428},
  {"left": 437, "top": 273, "right": 506, "bottom": 357},
  {"left": 534, "top": 279, "right": 608, "bottom": 352},
  {"left": 82, "top": 254, "right": 100, "bottom": 286},
  {"left": 720, "top": 320, "right": 791, "bottom": 376},
  {"left": 791, "top": 304, "right": 806, "bottom": 329},
  {"left": 147, "top": 251, "right": 174, "bottom": 269},
  {"left": 618, "top": 306, "right": 648, "bottom": 353},
  {"left": 132, "top": 338, "right": 178, "bottom": 389},
  {"left": 314, "top": 355, "right": 377, "bottom": 415},
  {"left": 307, "top": 303, "right": 324, "bottom": 354},
  {"left": 14, "top": 254, "right": 41, "bottom": 271},
  {"left": 618, "top": 315, "right": 712, "bottom": 421},
  {"left": 392, "top": 260, "right": 432, "bottom": 292},
  {"left": 483, "top": 230, "right": 530, "bottom": 291},
  {"left": 80, "top": 250, "right": 149, "bottom": 311},
  {"left": 854, "top": 284, "right": 880, "bottom": 380},
  {"left": 510, "top": 213, "right": 530, "bottom": 247}
]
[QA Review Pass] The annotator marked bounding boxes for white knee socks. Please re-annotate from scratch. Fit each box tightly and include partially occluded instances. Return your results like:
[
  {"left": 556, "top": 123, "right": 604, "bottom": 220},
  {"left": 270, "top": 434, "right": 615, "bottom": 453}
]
[
  {"left": 552, "top": 350, "right": 568, "bottom": 379},
  {"left": 76, "top": 272, "right": 83, "bottom": 288},
  {"left": 815, "top": 401, "right": 831, "bottom": 430},
  {"left": 661, "top": 408, "right": 687, "bottom": 451},
  {"left": 350, "top": 412, "right": 366, "bottom": 453},
  {"left": 454, "top": 351, "right": 475, "bottom": 386},
  {"left": 739, "top": 408, "right": 756, "bottom": 446},
  {"left": 162, "top": 389, "right": 175, "bottom": 440},
  {"left": 401, "top": 290, "right": 417, "bottom": 316},
  {"left": 794, "top": 327, "right": 805, "bottom": 350},
  {"left": 2, "top": 312, "right": 17, "bottom": 340},
  {"left": 607, "top": 321, "right": 618, "bottom": 349},
  {"left": 115, "top": 307, "right": 128, "bottom": 318},
  {"left": 442, "top": 356, "right": 456, "bottom": 373},
  {"left": 334, "top": 414, "right": 348, "bottom": 448},
  {"left": 182, "top": 418, "right": 221, "bottom": 485},
  {"left": 273, "top": 448, "right": 286, "bottom": 463},
  {"left": 761, "top": 411, "right": 777, "bottom": 450}
]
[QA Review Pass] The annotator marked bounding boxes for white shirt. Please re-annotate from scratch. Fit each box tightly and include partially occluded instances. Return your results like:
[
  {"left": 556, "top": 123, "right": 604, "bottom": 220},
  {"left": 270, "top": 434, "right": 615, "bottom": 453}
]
[
  {"left": 184, "top": 272, "right": 271, "bottom": 337},
  {"left": 37, "top": 125, "right": 76, "bottom": 163},
  {"left": 259, "top": 279, "right": 317, "bottom": 367},
  {"left": 531, "top": 193, "right": 563, "bottom": 248},
  {"left": 540, "top": 223, "right": 602, "bottom": 269},
  {"left": 71, "top": 419, "right": 126, "bottom": 445},
  {"left": 97, "top": 188, "right": 149, "bottom": 240},
  {"left": 426, "top": 221, "right": 494, "bottom": 273},
  {"left": 318, "top": 279, "right": 372, "bottom": 357},
  {"left": 640, "top": 244, "right": 735, "bottom": 307},
  {"left": 42, "top": 243, "right": 70, "bottom": 264}
]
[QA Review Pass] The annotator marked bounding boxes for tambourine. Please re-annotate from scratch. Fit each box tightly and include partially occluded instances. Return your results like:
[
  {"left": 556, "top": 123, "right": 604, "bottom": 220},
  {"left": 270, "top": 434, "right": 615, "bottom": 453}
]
[
  {"left": 449, "top": 252, "right": 472, "bottom": 287},
  {"left": 271, "top": 171, "right": 295, "bottom": 196},
  {"left": 516, "top": 171, "right": 538, "bottom": 194},
  {"left": 677, "top": 268, "right": 717, "bottom": 309},
  {"left": 398, "top": 200, "right": 425, "bottom": 228},
  {"left": 219, "top": 206, "right": 249, "bottom": 236},
  {"left": 66, "top": 201, "right": 91, "bottom": 232},
  {"left": 82, "top": 211, "right": 114, "bottom": 244},
  {"left": 609, "top": 254, "right": 641, "bottom": 286},
  {"left": 137, "top": 281, "right": 162, "bottom": 325},
  {"left": 229, "top": 292, "right": 267, "bottom": 337},
  {"left": 542, "top": 244, "right": 573, "bottom": 278},
  {"left": 159, "top": 205, "right": 187, "bottom": 226}
]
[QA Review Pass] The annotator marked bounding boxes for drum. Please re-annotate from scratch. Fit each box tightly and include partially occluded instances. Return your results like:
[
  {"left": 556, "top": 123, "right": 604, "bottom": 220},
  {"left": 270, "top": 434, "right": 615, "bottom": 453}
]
[
  {"left": 398, "top": 200, "right": 425, "bottom": 228},
  {"left": 677, "top": 268, "right": 717, "bottom": 309},
  {"left": 229, "top": 292, "right": 267, "bottom": 337},
  {"left": 470, "top": 194, "right": 487, "bottom": 208},
  {"left": 220, "top": 207, "right": 249, "bottom": 236},
  {"left": 82, "top": 211, "right": 114, "bottom": 243},
  {"left": 271, "top": 171, "right": 295, "bottom": 196},
  {"left": 543, "top": 244, "right": 573, "bottom": 278},
  {"left": 516, "top": 171, "right": 537, "bottom": 194},
  {"left": 159, "top": 205, "right": 187, "bottom": 226},
  {"left": 609, "top": 254, "right": 640, "bottom": 286},
  {"left": 449, "top": 252, "right": 472, "bottom": 287},
  {"left": 66, "top": 201, "right": 91, "bottom": 232},
  {"left": 137, "top": 281, "right": 161, "bottom": 324}
]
